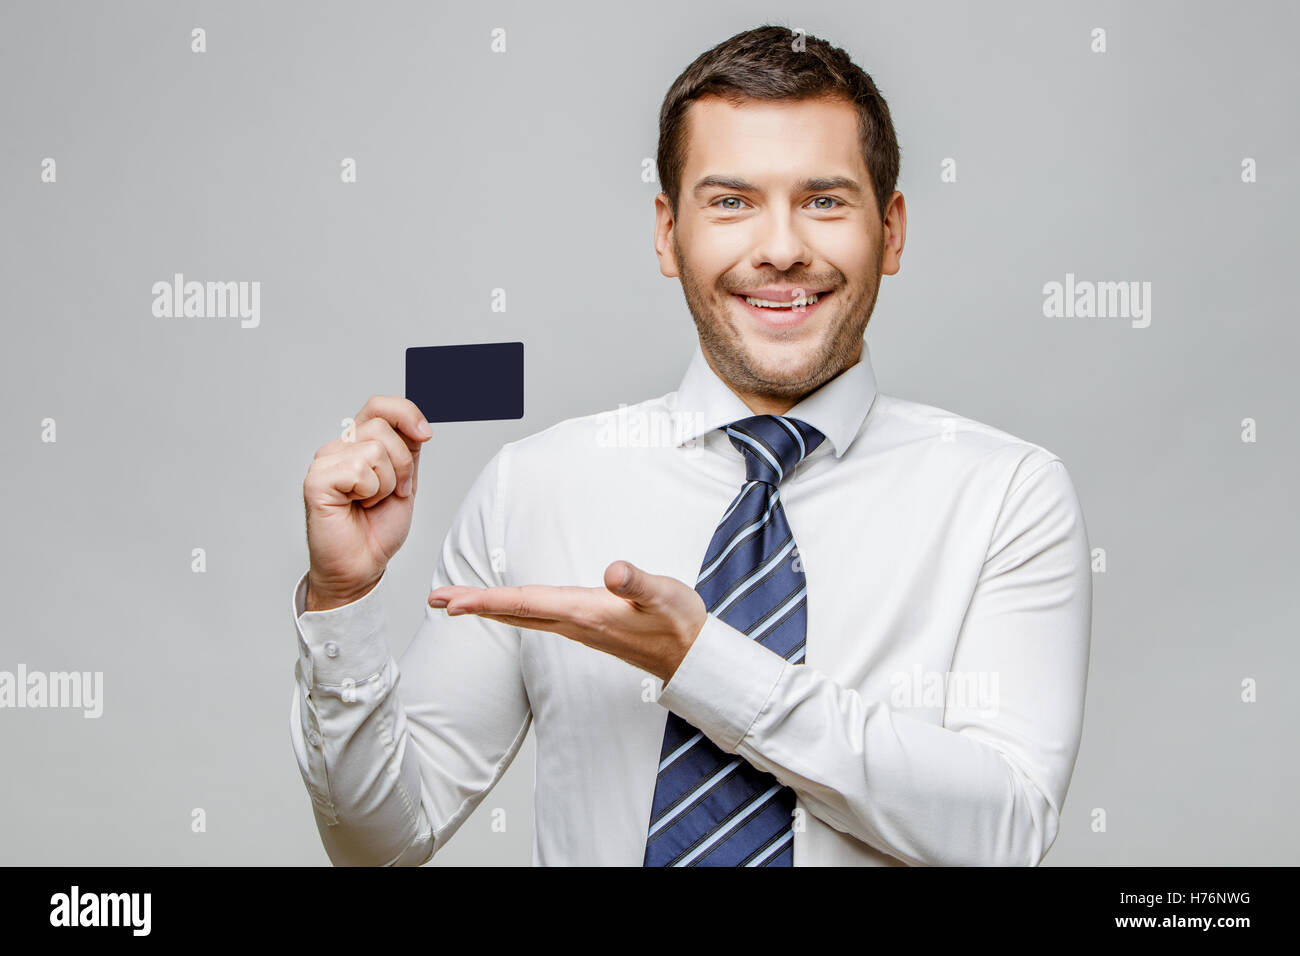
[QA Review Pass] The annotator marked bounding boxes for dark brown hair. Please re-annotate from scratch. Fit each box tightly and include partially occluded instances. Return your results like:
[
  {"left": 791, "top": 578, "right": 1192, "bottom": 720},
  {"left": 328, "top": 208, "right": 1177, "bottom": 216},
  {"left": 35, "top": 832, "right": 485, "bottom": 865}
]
[{"left": 656, "top": 24, "right": 901, "bottom": 221}]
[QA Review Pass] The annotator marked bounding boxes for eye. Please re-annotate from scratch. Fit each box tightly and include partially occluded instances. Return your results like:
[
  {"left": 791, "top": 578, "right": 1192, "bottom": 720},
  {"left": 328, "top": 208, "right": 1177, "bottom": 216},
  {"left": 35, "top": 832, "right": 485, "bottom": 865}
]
[
  {"left": 712, "top": 196, "right": 748, "bottom": 211},
  {"left": 808, "top": 196, "right": 843, "bottom": 210}
]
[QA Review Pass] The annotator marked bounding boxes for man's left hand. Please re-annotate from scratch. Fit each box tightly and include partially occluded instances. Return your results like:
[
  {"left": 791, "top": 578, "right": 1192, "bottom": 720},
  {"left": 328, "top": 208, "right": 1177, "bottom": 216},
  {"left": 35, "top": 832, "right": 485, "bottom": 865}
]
[{"left": 429, "top": 561, "right": 707, "bottom": 683}]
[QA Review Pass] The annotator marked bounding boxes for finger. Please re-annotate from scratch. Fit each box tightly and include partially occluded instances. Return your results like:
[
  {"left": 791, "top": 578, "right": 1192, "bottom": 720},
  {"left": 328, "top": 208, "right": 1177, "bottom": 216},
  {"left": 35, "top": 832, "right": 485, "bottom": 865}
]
[
  {"left": 305, "top": 454, "right": 366, "bottom": 509},
  {"left": 429, "top": 585, "right": 480, "bottom": 606},
  {"left": 475, "top": 612, "right": 561, "bottom": 626},
  {"left": 474, "top": 613, "right": 569, "bottom": 634},
  {"left": 430, "top": 585, "right": 482, "bottom": 597},
  {"left": 307, "top": 446, "right": 393, "bottom": 507},
  {"left": 604, "top": 561, "right": 656, "bottom": 607},
  {"left": 319, "top": 440, "right": 398, "bottom": 507},
  {"left": 437, "top": 588, "right": 611, "bottom": 643},
  {"left": 457, "top": 585, "right": 596, "bottom": 622},
  {"left": 355, "top": 439, "right": 399, "bottom": 507},
  {"left": 354, "top": 395, "right": 433, "bottom": 448},
  {"left": 316, "top": 415, "right": 422, "bottom": 461},
  {"left": 352, "top": 418, "right": 416, "bottom": 497},
  {"left": 429, "top": 587, "right": 477, "bottom": 608}
]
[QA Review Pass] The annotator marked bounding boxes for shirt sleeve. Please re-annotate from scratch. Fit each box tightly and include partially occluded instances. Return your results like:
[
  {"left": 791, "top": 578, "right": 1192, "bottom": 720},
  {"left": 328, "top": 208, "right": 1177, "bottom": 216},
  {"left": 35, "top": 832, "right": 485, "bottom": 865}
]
[
  {"left": 655, "top": 457, "right": 1092, "bottom": 866},
  {"left": 288, "top": 444, "right": 532, "bottom": 866}
]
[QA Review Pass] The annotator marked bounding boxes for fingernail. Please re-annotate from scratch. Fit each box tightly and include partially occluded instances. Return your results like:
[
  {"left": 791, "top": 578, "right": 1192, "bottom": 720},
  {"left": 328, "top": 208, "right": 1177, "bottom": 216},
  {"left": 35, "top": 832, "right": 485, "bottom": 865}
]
[
  {"left": 429, "top": 598, "right": 447, "bottom": 608},
  {"left": 446, "top": 606, "right": 466, "bottom": 616},
  {"left": 401, "top": 477, "right": 413, "bottom": 496},
  {"left": 418, "top": 420, "right": 432, "bottom": 438}
]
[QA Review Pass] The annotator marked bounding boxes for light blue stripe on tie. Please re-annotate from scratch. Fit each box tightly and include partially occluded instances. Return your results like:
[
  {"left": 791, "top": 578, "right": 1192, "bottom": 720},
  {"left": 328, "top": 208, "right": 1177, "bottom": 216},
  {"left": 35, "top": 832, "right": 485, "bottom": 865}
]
[
  {"left": 774, "top": 416, "right": 805, "bottom": 459},
  {"left": 673, "top": 784, "right": 783, "bottom": 866},
  {"left": 697, "top": 489, "right": 779, "bottom": 581},
  {"left": 648, "top": 758, "right": 741, "bottom": 837},
  {"left": 726, "top": 428, "right": 783, "bottom": 481},
  {"left": 745, "top": 828, "right": 794, "bottom": 866},
  {"left": 712, "top": 537, "right": 796, "bottom": 617},
  {"left": 720, "top": 480, "right": 768, "bottom": 526},
  {"left": 749, "top": 585, "right": 807, "bottom": 642},
  {"left": 658, "top": 731, "right": 704, "bottom": 773}
]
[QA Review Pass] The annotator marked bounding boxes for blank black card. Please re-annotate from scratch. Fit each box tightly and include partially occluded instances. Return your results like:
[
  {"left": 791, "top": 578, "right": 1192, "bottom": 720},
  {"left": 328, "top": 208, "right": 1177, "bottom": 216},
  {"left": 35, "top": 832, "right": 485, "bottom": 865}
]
[{"left": 405, "top": 341, "right": 525, "bottom": 423}]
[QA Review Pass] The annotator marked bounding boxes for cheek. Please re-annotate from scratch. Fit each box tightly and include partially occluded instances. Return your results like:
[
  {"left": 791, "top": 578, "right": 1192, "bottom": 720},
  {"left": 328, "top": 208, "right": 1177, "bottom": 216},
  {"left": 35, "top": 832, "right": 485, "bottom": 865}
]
[
  {"left": 682, "top": 225, "right": 750, "bottom": 278},
  {"left": 816, "top": 232, "right": 873, "bottom": 279}
]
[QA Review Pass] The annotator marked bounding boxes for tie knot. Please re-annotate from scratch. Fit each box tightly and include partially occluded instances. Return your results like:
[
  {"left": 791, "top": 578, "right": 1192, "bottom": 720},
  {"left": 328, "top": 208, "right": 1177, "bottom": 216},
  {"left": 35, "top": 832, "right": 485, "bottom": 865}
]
[{"left": 723, "top": 415, "right": 826, "bottom": 486}]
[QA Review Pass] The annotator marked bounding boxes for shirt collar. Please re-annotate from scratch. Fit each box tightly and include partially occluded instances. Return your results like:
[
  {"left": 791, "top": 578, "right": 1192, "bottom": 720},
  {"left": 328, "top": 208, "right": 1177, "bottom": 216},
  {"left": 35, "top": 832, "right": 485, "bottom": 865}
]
[{"left": 671, "top": 337, "right": 879, "bottom": 459}]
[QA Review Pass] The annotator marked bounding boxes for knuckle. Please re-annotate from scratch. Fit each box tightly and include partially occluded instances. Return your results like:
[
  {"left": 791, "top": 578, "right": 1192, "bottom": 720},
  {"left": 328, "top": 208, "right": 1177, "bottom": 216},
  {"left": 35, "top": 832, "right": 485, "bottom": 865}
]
[{"left": 305, "top": 456, "right": 333, "bottom": 484}]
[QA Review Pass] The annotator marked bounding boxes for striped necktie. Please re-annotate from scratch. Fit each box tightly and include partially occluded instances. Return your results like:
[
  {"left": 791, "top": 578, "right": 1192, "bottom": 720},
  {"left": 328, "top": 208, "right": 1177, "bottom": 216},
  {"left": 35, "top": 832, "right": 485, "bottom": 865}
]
[{"left": 643, "top": 414, "right": 825, "bottom": 866}]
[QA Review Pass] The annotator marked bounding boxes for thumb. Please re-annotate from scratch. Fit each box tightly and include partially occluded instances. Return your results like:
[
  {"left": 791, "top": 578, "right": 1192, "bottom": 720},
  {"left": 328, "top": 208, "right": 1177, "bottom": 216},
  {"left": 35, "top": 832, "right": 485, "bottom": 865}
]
[{"left": 605, "top": 560, "right": 652, "bottom": 605}]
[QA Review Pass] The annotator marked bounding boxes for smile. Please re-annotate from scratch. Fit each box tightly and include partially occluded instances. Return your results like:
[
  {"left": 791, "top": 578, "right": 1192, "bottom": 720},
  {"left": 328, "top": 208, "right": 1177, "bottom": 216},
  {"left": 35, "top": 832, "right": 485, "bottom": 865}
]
[{"left": 731, "top": 289, "right": 832, "bottom": 328}]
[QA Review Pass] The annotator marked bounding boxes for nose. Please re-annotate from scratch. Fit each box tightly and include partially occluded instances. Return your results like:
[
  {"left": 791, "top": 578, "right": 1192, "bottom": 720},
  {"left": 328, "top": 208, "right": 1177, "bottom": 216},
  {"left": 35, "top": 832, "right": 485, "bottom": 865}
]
[{"left": 750, "top": 208, "right": 813, "bottom": 273}]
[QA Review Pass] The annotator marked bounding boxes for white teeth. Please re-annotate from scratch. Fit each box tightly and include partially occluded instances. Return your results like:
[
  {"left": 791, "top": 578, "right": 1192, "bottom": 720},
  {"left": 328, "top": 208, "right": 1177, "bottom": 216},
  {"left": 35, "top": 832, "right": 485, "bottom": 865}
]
[{"left": 742, "top": 292, "right": 820, "bottom": 308}]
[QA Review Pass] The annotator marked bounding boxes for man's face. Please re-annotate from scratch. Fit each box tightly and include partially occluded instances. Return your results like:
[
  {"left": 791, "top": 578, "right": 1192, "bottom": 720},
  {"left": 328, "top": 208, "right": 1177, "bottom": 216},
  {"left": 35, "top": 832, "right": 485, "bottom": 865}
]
[{"left": 655, "top": 94, "right": 904, "bottom": 411}]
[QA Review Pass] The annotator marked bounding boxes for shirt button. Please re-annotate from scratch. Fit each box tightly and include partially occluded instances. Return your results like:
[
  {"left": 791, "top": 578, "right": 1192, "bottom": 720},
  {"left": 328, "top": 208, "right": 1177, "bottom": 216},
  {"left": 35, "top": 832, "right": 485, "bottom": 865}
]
[
  {"left": 307, "top": 730, "right": 321, "bottom": 747},
  {"left": 324, "top": 641, "right": 339, "bottom": 658}
]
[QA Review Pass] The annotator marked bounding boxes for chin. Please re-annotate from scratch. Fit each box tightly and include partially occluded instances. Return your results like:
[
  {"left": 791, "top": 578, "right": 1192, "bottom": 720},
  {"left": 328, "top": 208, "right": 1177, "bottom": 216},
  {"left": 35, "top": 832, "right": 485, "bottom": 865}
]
[{"left": 736, "top": 338, "right": 825, "bottom": 385}]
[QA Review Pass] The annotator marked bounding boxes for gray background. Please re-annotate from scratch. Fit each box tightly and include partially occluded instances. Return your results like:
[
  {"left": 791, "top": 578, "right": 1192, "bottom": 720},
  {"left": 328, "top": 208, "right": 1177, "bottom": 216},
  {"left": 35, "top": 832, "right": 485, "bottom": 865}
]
[{"left": 1, "top": 0, "right": 1296, "bottom": 865}]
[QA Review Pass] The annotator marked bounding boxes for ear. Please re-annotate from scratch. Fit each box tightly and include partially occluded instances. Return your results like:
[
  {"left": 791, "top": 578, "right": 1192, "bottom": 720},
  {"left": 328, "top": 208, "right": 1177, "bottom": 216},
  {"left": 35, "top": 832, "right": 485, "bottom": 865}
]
[
  {"left": 880, "top": 190, "right": 907, "bottom": 277},
  {"left": 653, "top": 192, "right": 680, "bottom": 279}
]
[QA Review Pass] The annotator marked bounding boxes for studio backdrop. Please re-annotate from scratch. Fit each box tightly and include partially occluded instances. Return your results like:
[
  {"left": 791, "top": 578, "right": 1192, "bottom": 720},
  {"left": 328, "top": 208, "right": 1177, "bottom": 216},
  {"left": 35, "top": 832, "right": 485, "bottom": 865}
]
[{"left": 1, "top": 0, "right": 1296, "bottom": 865}]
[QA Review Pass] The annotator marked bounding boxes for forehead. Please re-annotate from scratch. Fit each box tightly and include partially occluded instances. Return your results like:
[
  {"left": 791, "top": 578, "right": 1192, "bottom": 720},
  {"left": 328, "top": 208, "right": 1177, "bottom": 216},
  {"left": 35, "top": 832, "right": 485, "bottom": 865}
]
[{"left": 681, "top": 94, "right": 866, "bottom": 182}]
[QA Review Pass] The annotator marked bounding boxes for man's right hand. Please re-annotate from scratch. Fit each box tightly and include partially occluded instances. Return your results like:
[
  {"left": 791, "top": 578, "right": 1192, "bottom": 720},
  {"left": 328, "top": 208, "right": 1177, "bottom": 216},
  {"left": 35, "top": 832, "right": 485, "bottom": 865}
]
[{"left": 302, "top": 395, "right": 433, "bottom": 611}]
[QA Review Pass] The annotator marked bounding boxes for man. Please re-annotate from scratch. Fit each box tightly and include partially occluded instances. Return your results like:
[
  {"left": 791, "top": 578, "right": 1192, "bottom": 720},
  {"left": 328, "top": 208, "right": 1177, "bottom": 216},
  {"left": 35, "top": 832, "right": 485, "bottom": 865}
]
[{"left": 290, "top": 24, "right": 1092, "bottom": 866}]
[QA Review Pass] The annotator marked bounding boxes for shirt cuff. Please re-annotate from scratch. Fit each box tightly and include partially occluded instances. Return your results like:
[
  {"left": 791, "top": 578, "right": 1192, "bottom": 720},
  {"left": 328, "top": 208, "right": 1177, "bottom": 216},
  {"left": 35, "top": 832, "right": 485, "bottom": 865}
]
[
  {"left": 291, "top": 569, "right": 392, "bottom": 687},
  {"left": 655, "top": 613, "right": 789, "bottom": 753}
]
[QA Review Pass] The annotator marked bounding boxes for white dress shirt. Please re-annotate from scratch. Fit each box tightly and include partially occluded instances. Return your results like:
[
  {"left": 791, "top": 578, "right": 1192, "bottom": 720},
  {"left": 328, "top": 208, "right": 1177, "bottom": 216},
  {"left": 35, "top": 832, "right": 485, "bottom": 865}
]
[{"left": 289, "top": 336, "right": 1092, "bottom": 866}]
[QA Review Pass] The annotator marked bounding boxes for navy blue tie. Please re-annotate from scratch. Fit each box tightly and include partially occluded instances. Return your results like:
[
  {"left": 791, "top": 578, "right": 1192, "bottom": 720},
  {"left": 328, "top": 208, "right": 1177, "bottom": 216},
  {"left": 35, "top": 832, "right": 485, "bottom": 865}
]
[{"left": 643, "top": 414, "right": 825, "bottom": 866}]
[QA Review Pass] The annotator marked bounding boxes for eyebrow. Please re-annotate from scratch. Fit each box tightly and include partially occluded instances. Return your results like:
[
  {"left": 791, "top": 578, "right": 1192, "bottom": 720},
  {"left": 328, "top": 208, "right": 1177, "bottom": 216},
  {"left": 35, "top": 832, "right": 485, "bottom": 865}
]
[{"left": 691, "top": 174, "right": 865, "bottom": 198}]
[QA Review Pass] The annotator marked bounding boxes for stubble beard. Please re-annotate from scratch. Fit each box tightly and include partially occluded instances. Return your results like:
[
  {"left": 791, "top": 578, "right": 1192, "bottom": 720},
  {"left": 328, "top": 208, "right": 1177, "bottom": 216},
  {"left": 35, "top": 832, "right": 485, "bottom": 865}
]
[{"left": 674, "top": 235, "right": 883, "bottom": 403}]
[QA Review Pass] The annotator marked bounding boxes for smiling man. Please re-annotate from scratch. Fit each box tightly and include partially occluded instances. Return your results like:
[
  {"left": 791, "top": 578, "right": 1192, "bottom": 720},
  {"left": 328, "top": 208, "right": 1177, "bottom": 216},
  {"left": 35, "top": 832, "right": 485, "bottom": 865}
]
[{"left": 290, "top": 24, "right": 1092, "bottom": 867}]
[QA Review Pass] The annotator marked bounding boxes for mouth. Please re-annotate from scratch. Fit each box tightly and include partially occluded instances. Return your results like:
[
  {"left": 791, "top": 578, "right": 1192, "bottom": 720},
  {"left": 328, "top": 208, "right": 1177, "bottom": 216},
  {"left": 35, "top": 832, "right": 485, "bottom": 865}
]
[{"left": 731, "top": 289, "right": 833, "bottom": 329}]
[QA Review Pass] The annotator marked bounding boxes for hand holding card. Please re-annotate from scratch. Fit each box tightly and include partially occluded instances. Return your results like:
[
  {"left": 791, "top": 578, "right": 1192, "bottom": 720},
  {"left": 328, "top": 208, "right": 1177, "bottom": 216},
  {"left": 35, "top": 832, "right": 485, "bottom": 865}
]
[{"left": 298, "top": 342, "right": 526, "bottom": 611}]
